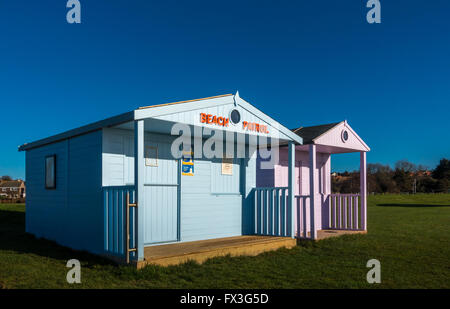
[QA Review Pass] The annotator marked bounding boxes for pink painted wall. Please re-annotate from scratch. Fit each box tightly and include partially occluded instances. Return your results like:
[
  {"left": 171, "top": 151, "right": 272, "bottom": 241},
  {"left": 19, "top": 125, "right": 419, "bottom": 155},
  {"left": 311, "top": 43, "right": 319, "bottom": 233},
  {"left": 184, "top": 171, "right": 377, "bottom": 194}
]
[
  {"left": 314, "top": 121, "right": 370, "bottom": 152},
  {"left": 256, "top": 147, "right": 331, "bottom": 232}
]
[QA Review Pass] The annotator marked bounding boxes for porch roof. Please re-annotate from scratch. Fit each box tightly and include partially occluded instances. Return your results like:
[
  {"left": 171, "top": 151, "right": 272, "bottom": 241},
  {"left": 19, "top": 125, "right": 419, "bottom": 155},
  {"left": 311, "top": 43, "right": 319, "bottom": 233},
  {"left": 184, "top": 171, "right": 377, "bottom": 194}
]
[
  {"left": 292, "top": 121, "right": 370, "bottom": 153},
  {"left": 18, "top": 92, "right": 303, "bottom": 151},
  {"left": 292, "top": 122, "right": 341, "bottom": 144}
]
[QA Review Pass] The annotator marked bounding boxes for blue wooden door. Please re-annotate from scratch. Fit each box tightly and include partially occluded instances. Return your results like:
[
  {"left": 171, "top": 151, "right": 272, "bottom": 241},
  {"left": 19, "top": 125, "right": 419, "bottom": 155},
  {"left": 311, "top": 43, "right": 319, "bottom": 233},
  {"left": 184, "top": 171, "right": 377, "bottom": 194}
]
[{"left": 143, "top": 137, "right": 179, "bottom": 245}]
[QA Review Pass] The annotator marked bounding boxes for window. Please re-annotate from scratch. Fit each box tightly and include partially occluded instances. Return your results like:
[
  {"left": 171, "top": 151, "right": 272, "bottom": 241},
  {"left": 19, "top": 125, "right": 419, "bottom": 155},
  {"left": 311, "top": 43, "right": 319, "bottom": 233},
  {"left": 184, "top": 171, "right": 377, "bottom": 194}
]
[
  {"left": 229, "top": 109, "right": 241, "bottom": 125},
  {"left": 341, "top": 129, "right": 349, "bottom": 142},
  {"left": 45, "top": 155, "right": 56, "bottom": 189}
]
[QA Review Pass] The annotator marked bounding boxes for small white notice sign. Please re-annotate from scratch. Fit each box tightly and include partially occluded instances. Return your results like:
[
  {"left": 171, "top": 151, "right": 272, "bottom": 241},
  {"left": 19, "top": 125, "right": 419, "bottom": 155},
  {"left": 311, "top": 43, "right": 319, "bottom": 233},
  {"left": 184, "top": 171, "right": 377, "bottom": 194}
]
[
  {"left": 222, "top": 158, "right": 233, "bottom": 175},
  {"left": 145, "top": 146, "right": 158, "bottom": 167}
]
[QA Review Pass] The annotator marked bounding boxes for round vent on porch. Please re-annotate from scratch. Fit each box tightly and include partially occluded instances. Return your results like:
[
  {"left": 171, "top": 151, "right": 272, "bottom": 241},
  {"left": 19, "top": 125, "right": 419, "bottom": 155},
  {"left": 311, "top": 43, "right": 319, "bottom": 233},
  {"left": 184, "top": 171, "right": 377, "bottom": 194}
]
[{"left": 341, "top": 130, "right": 349, "bottom": 143}]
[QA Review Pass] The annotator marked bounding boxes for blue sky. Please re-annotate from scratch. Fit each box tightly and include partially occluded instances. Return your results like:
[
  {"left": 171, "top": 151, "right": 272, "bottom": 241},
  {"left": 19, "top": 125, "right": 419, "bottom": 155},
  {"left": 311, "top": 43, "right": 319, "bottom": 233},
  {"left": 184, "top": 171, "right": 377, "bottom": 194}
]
[{"left": 1, "top": 0, "right": 449, "bottom": 179}]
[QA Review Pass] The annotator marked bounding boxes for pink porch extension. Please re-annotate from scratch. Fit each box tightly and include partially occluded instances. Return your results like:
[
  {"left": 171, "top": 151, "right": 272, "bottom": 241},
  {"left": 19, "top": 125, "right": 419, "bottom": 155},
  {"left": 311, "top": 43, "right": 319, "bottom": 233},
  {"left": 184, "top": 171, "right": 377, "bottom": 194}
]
[{"left": 255, "top": 121, "right": 370, "bottom": 240}]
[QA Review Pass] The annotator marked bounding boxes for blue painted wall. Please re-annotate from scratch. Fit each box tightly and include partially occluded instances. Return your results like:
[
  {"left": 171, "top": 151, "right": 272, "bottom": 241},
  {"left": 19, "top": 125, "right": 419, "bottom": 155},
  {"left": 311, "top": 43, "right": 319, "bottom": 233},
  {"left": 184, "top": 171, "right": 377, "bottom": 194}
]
[
  {"left": 102, "top": 128, "right": 248, "bottom": 244},
  {"left": 256, "top": 154, "right": 275, "bottom": 188},
  {"left": 103, "top": 186, "right": 136, "bottom": 258},
  {"left": 25, "top": 125, "right": 260, "bottom": 256},
  {"left": 103, "top": 129, "right": 180, "bottom": 245},
  {"left": 25, "top": 130, "right": 103, "bottom": 254},
  {"left": 26, "top": 140, "right": 68, "bottom": 239},
  {"left": 180, "top": 158, "right": 242, "bottom": 242},
  {"left": 241, "top": 148, "right": 257, "bottom": 235}
]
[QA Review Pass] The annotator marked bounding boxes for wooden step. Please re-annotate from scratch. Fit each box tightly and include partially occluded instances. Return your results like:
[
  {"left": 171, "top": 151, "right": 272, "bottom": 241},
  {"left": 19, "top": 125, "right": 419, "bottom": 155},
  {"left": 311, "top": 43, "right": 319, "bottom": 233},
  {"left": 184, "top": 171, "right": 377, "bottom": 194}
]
[{"left": 137, "top": 236, "right": 296, "bottom": 268}]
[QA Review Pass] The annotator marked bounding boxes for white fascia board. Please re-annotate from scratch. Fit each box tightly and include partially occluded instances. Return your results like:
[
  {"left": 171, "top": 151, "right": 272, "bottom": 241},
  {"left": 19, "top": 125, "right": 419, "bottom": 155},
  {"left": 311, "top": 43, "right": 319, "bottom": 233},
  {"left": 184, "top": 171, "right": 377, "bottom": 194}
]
[
  {"left": 234, "top": 94, "right": 303, "bottom": 144},
  {"left": 343, "top": 121, "right": 371, "bottom": 151},
  {"left": 134, "top": 95, "right": 235, "bottom": 120},
  {"left": 135, "top": 93, "right": 303, "bottom": 145},
  {"left": 18, "top": 111, "right": 135, "bottom": 151}
]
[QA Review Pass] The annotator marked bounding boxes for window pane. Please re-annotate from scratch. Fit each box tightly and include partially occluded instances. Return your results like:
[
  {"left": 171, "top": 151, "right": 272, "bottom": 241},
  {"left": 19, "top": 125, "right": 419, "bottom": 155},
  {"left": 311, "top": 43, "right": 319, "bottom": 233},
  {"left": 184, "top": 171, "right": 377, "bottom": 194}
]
[{"left": 46, "top": 156, "right": 55, "bottom": 189}]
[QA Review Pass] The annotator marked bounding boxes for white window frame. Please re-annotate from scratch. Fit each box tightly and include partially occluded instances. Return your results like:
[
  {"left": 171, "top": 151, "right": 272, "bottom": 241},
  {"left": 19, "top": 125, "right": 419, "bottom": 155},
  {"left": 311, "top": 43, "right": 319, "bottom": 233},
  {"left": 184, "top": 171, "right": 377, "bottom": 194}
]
[{"left": 45, "top": 155, "right": 56, "bottom": 190}]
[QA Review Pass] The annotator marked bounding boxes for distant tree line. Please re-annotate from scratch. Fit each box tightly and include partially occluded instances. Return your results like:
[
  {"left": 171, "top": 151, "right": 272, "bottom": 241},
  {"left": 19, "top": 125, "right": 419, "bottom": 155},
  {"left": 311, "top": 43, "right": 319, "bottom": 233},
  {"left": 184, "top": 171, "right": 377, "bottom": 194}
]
[{"left": 332, "top": 158, "right": 450, "bottom": 194}]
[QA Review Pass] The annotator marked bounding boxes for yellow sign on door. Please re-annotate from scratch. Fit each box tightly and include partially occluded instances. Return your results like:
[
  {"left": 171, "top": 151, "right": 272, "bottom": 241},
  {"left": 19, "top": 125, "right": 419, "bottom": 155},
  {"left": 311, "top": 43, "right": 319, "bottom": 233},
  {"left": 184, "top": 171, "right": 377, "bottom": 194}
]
[{"left": 182, "top": 151, "right": 194, "bottom": 176}]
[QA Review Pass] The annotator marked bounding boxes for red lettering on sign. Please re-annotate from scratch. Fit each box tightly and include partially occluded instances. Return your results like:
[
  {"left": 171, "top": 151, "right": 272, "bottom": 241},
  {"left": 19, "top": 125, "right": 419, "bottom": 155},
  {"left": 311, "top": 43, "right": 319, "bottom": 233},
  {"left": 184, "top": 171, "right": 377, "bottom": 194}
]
[
  {"left": 200, "top": 113, "right": 229, "bottom": 127},
  {"left": 200, "top": 113, "right": 267, "bottom": 132},
  {"left": 242, "top": 121, "right": 269, "bottom": 134}
]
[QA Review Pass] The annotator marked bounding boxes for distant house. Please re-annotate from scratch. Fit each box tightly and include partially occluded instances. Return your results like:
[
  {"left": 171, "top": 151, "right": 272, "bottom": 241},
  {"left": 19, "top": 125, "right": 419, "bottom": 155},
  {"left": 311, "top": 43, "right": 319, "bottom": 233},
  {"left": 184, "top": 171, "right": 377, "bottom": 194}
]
[
  {"left": 417, "top": 170, "right": 432, "bottom": 177},
  {"left": 0, "top": 180, "right": 26, "bottom": 199}
]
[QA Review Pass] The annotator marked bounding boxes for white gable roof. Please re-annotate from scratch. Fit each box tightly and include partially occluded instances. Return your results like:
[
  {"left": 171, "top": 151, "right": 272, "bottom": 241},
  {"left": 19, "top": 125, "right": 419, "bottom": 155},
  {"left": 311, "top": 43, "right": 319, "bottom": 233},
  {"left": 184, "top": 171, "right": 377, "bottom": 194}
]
[
  {"left": 19, "top": 92, "right": 302, "bottom": 151},
  {"left": 294, "top": 121, "right": 370, "bottom": 153},
  {"left": 314, "top": 121, "right": 370, "bottom": 151},
  {"left": 134, "top": 92, "right": 303, "bottom": 143}
]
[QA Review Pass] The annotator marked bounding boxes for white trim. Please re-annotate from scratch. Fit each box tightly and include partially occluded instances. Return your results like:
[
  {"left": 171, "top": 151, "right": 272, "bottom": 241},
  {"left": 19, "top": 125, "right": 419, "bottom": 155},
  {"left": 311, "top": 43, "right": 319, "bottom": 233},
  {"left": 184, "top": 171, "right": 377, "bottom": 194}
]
[
  {"left": 19, "top": 92, "right": 303, "bottom": 152},
  {"left": 19, "top": 111, "right": 134, "bottom": 151},
  {"left": 312, "top": 121, "right": 370, "bottom": 152}
]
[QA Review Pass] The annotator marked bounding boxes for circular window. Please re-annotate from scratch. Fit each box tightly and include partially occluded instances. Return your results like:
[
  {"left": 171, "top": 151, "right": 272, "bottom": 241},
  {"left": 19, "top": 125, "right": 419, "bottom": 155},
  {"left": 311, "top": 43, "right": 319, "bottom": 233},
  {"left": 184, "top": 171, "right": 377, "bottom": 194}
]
[
  {"left": 341, "top": 130, "right": 349, "bottom": 142},
  {"left": 230, "top": 109, "right": 241, "bottom": 125}
]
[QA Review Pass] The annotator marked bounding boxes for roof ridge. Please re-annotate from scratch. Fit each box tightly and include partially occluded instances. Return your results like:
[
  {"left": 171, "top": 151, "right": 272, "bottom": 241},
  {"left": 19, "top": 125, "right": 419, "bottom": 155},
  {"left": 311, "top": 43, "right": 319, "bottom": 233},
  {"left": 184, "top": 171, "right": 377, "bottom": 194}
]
[
  {"left": 291, "top": 121, "right": 342, "bottom": 144},
  {"left": 296, "top": 122, "right": 341, "bottom": 130},
  {"left": 138, "top": 94, "right": 233, "bottom": 110}
]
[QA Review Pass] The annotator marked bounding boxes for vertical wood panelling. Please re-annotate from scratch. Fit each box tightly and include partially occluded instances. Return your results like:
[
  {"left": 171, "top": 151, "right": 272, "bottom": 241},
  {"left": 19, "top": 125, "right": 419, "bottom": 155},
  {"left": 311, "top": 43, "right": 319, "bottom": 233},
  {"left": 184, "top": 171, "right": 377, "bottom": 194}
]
[
  {"left": 350, "top": 196, "right": 353, "bottom": 229},
  {"left": 103, "top": 128, "right": 178, "bottom": 187},
  {"left": 308, "top": 144, "right": 317, "bottom": 239},
  {"left": 104, "top": 190, "right": 108, "bottom": 251},
  {"left": 104, "top": 128, "right": 246, "bottom": 245},
  {"left": 288, "top": 142, "right": 295, "bottom": 239},
  {"left": 343, "top": 196, "right": 347, "bottom": 229},
  {"left": 268, "top": 148, "right": 332, "bottom": 232},
  {"left": 103, "top": 186, "right": 135, "bottom": 258},
  {"left": 181, "top": 157, "right": 242, "bottom": 242},
  {"left": 253, "top": 187, "right": 308, "bottom": 237},
  {"left": 275, "top": 189, "right": 279, "bottom": 235},
  {"left": 143, "top": 186, "right": 178, "bottom": 244},
  {"left": 360, "top": 152, "right": 367, "bottom": 231},
  {"left": 329, "top": 194, "right": 361, "bottom": 230},
  {"left": 211, "top": 158, "right": 240, "bottom": 193}
]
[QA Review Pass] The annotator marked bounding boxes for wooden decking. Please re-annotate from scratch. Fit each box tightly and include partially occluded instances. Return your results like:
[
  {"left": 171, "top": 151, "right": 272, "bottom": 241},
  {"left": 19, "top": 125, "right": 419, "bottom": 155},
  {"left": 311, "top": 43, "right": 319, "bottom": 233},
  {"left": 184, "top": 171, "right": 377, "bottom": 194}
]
[
  {"left": 314, "top": 229, "right": 367, "bottom": 240},
  {"left": 138, "top": 236, "right": 296, "bottom": 268},
  {"left": 136, "top": 230, "right": 367, "bottom": 268}
]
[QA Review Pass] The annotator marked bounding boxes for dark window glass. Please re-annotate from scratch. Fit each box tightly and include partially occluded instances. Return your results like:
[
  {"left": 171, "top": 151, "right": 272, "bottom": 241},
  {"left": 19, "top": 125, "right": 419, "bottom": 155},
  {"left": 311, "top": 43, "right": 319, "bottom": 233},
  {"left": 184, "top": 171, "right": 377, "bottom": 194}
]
[
  {"left": 45, "top": 155, "right": 56, "bottom": 189},
  {"left": 343, "top": 130, "right": 349, "bottom": 141},
  {"left": 230, "top": 109, "right": 241, "bottom": 124}
]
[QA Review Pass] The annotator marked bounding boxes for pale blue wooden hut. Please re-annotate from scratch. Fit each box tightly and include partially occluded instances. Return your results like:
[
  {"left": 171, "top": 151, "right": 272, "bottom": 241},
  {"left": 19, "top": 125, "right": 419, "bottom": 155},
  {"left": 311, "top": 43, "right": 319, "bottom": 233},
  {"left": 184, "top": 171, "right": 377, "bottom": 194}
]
[{"left": 19, "top": 92, "right": 303, "bottom": 265}]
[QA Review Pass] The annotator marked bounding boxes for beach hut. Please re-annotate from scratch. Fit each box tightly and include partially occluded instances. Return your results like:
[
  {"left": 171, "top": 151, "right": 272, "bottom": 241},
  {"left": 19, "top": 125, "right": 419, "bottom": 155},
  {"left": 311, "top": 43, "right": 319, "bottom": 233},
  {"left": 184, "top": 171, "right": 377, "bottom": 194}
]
[
  {"left": 18, "top": 92, "right": 304, "bottom": 267},
  {"left": 256, "top": 121, "right": 370, "bottom": 240}
]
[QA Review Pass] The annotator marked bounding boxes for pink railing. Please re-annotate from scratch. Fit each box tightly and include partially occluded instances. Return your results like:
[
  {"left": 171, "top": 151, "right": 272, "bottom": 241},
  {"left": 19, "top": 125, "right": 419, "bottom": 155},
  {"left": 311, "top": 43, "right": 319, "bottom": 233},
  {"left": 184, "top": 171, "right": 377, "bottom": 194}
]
[
  {"left": 295, "top": 195, "right": 312, "bottom": 239},
  {"left": 254, "top": 190, "right": 363, "bottom": 238},
  {"left": 329, "top": 194, "right": 361, "bottom": 230},
  {"left": 253, "top": 188, "right": 313, "bottom": 238}
]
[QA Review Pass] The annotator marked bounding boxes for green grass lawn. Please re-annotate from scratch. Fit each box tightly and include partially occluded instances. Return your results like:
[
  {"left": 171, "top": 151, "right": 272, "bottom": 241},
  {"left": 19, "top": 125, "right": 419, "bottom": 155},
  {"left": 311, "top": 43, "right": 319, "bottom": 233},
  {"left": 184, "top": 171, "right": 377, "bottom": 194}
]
[{"left": 0, "top": 194, "right": 449, "bottom": 289}]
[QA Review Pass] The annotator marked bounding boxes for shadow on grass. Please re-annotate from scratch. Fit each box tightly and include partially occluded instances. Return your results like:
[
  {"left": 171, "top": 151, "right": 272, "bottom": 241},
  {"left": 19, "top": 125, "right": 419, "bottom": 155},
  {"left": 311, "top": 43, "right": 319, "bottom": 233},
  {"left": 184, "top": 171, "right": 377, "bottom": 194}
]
[
  {"left": 376, "top": 203, "right": 450, "bottom": 208},
  {"left": 0, "top": 208, "right": 115, "bottom": 267}
]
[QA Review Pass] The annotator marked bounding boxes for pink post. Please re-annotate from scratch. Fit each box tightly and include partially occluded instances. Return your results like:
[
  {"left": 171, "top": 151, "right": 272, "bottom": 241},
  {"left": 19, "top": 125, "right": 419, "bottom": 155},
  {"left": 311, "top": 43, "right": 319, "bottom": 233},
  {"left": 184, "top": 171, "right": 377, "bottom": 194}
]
[
  {"left": 360, "top": 152, "right": 367, "bottom": 231},
  {"left": 309, "top": 144, "right": 317, "bottom": 239},
  {"left": 288, "top": 142, "right": 295, "bottom": 239}
]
